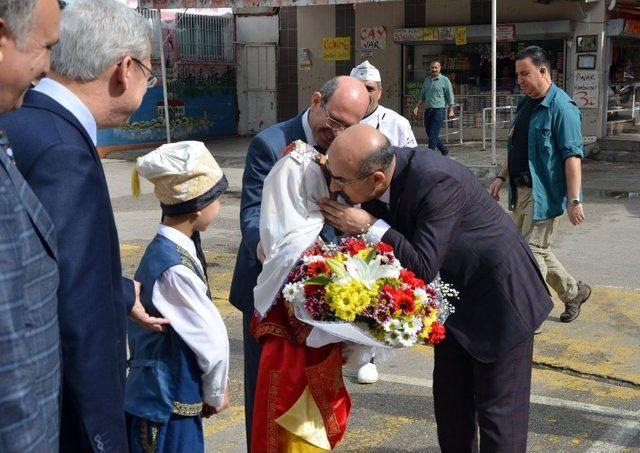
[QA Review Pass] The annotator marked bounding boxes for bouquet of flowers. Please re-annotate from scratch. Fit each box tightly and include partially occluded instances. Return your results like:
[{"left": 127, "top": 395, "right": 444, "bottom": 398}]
[{"left": 280, "top": 237, "right": 458, "bottom": 348}]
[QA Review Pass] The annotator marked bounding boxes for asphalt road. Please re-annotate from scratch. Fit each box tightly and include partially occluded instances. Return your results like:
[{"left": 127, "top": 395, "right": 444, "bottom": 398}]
[{"left": 107, "top": 145, "right": 640, "bottom": 452}]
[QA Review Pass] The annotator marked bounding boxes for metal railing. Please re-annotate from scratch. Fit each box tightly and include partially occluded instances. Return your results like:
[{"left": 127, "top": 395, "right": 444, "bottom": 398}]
[
  {"left": 482, "top": 105, "right": 516, "bottom": 150},
  {"left": 443, "top": 103, "right": 463, "bottom": 144}
]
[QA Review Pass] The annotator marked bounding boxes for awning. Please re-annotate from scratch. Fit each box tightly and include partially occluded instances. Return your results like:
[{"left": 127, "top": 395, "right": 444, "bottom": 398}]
[
  {"left": 393, "top": 20, "right": 573, "bottom": 45},
  {"left": 139, "top": 0, "right": 399, "bottom": 8},
  {"left": 607, "top": 18, "right": 640, "bottom": 38}
]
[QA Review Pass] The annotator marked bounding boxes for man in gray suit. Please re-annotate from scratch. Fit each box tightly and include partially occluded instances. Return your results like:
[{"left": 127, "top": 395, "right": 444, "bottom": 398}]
[{"left": 0, "top": 1, "right": 62, "bottom": 452}]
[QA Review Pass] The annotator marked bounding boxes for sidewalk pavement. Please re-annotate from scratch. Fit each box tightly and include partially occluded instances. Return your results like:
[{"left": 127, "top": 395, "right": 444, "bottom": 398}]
[{"left": 110, "top": 135, "right": 640, "bottom": 388}]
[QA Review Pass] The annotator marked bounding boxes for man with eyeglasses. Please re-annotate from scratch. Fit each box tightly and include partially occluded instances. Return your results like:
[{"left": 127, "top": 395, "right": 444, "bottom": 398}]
[
  {"left": 351, "top": 60, "right": 417, "bottom": 149},
  {"left": 0, "top": 1, "right": 169, "bottom": 451},
  {"left": 230, "top": 75, "right": 369, "bottom": 450}
]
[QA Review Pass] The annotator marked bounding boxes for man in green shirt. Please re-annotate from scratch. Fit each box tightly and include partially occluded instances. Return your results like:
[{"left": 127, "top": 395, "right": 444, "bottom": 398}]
[
  {"left": 413, "top": 59, "right": 455, "bottom": 155},
  {"left": 489, "top": 46, "right": 591, "bottom": 324}
]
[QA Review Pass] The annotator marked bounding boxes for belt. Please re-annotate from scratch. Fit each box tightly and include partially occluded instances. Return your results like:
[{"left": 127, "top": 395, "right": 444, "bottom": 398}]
[{"left": 512, "top": 174, "right": 532, "bottom": 188}]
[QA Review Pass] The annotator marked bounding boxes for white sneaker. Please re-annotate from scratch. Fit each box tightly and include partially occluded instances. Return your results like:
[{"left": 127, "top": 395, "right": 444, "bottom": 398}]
[{"left": 356, "top": 362, "right": 379, "bottom": 384}]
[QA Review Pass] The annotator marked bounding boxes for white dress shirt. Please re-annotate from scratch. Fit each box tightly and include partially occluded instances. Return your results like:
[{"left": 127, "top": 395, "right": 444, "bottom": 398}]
[
  {"left": 33, "top": 78, "right": 98, "bottom": 146},
  {"left": 153, "top": 224, "right": 230, "bottom": 407},
  {"left": 365, "top": 187, "right": 392, "bottom": 243},
  {"left": 360, "top": 105, "right": 417, "bottom": 148},
  {"left": 301, "top": 109, "right": 317, "bottom": 146}
]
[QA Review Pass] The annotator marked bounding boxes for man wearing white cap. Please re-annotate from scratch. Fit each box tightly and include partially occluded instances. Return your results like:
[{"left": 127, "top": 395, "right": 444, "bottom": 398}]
[{"left": 351, "top": 60, "right": 417, "bottom": 148}]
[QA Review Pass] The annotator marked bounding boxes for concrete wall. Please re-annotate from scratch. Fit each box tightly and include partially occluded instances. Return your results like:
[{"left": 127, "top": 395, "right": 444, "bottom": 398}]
[
  {"left": 425, "top": 0, "right": 469, "bottom": 26},
  {"left": 354, "top": 2, "right": 405, "bottom": 112},
  {"left": 297, "top": 5, "right": 336, "bottom": 109}
]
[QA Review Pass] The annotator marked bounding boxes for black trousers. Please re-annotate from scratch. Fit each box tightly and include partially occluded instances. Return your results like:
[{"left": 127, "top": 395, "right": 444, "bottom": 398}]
[
  {"left": 242, "top": 310, "right": 261, "bottom": 452},
  {"left": 433, "top": 334, "right": 534, "bottom": 453}
]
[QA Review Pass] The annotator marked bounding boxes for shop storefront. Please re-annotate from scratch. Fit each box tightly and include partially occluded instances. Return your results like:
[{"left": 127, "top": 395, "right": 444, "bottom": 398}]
[
  {"left": 393, "top": 21, "right": 572, "bottom": 139},
  {"left": 606, "top": 18, "right": 640, "bottom": 137}
]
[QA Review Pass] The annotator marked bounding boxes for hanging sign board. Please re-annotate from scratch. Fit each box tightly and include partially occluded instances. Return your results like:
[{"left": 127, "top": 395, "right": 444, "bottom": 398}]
[
  {"left": 496, "top": 24, "right": 515, "bottom": 42},
  {"left": 393, "top": 28, "right": 424, "bottom": 42},
  {"left": 454, "top": 27, "right": 467, "bottom": 45}
]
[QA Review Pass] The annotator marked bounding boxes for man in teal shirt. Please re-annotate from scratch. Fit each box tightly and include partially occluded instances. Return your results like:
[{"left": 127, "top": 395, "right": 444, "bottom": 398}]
[
  {"left": 413, "top": 59, "right": 455, "bottom": 155},
  {"left": 489, "top": 46, "right": 591, "bottom": 324}
]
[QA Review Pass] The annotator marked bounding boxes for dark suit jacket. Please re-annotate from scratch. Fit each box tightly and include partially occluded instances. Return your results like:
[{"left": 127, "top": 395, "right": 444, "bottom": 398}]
[
  {"left": 0, "top": 132, "right": 60, "bottom": 453},
  {"left": 364, "top": 147, "right": 553, "bottom": 362},
  {"left": 230, "top": 113, "right": 306, "bottom": 313},
  {"left": 0, "top": 90, "right": 134, "bottom": 453}
]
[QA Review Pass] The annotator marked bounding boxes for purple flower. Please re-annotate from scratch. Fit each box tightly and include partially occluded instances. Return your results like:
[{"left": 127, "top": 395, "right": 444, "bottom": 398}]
[{"left": 304, "top": 294, "right": 330, "bottom": 320}]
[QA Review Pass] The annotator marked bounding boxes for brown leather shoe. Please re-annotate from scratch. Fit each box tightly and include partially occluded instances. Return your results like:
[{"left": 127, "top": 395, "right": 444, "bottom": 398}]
[{"left": 560, "top": 281, "right": 591, "bottom": 323}]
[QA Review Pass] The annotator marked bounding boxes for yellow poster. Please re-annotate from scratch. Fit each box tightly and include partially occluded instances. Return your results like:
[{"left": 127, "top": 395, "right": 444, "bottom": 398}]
[
  {"left": 423, "top": 27, "right": 439, "bottom": 41},
  {"left": 455, "top": 26, "right": 467, "bottom": 46},
  {"left": 323, "top": 37, "right": 351, "bottom": 61}
]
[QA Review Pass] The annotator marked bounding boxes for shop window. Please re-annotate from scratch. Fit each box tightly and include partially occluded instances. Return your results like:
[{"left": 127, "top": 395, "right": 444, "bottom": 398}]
[{"left": 402, "top": 39, "right": 565, "bottom": 129}]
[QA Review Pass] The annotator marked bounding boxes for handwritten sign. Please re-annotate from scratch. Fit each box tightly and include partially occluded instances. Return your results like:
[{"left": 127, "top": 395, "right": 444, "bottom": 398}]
[
  {"left": 323, "top": 37, "right": 351, "bottom": 61},
  {"left": 360, "top": 27, "right": 387, "bottom": 50},
  {"left": 572, "top": 71, "right": 599, "bottom": 109},
  {"left": 423, "top": 28, "right": 439, "bottom": 41},
  {"left": 454, "top": 27, "right": 467, "bottom": 46}
]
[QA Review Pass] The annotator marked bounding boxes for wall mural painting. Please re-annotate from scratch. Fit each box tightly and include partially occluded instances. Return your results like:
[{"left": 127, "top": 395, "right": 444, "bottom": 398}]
[{"left": 98, "top": 18, "right": 237, "bottom": 149}]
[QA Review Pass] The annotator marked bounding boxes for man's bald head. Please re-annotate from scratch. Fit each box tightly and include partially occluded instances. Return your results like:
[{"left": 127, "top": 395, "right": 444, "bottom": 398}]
[
  {"left": 308, "top": 76, "right": 370, "bottom": 149},
  {"left": 326, "top": 124, "right": 394, "bottom": 205},
  {"left": 329, "top": 124, "right": 390, "bottom": 173}
]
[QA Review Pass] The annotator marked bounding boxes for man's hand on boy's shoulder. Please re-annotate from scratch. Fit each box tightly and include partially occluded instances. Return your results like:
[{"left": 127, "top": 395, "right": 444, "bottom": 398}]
[{"left": 129, "top": 281, "right": 171, "bottom": 333}]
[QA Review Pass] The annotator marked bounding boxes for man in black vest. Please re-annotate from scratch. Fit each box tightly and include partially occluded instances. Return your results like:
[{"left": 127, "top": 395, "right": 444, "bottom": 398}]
[{"left": 320, "top": 124, "right": 552, "bottom": 452}]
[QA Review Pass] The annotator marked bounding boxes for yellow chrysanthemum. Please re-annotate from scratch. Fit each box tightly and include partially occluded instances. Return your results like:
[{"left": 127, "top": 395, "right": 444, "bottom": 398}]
[
  {"left": 418, "top": 310, "right": 438, "bottom": 340},
  {"left": 325, "top": 280, "right": 377, "bottom": 322}
]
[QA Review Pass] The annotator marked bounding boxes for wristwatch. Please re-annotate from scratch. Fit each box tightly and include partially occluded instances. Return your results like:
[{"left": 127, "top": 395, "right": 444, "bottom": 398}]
[{"left": 570, "top": 198, "right": 581, "bottom": 206}]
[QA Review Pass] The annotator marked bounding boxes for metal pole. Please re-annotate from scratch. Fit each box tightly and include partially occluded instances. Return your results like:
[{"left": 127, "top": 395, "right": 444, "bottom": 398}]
[
  {"left": 491, "top": 0, "right": 497, "bottom": 165},
  {"left": 157, "top": 9, "right": 171, "bottom": 144}
]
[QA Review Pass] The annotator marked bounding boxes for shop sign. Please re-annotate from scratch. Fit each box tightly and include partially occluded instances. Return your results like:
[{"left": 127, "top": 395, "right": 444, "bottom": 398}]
[
  {"left": 454, "top": 27, "right": 467, "bottom": 46},
  {"left": 572, "top": 71, "right": 599, "bottom": 109},
  {"left": 423, "top": 27, "right": 440, "bottom": 41},
  {"left": 393, "top": 28, "right": 424, "bottom": 42},
  {"left": 623, "top": 19, "right": 640, "bottom": 36},
  {"left": 496, "top": 24, "right": 515, "bottom": 42},
  {"left": 323, "top": 37, "right": 351, "bottom": 61},
  {"left": 438, "top": 27, "right": 455, "bottom": 41},
  {"left": 360, "top": 27, "right": 387, "bottom": 51}
]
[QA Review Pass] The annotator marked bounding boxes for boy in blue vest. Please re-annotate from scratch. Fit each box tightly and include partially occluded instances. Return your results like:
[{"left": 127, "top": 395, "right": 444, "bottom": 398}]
[{"left": 125, "top": 141, "right": 230, "bottom": 453}]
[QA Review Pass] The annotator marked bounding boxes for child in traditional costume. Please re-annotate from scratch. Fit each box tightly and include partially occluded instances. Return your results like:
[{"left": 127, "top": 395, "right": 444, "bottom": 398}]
[
  {"left": 251, "top": 141, "right": 351, "bottom": 452},
  {"left": 125, "top": 141, "right": 230, "bottom": 453}
]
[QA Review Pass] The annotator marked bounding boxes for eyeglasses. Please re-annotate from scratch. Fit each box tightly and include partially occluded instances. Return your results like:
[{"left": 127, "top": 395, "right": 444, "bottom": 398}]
[
  {"left": 321, "top": 101, "right": 348, "bottom": 135},
  {"left": 123, "top": 57, "right": 157, "bottom": 88},
  {"left": 324, "top": 165, "right": 384, "bottom": 186},
  {"left": 132, "top": 58, "right": 158, "bottom": 88}
]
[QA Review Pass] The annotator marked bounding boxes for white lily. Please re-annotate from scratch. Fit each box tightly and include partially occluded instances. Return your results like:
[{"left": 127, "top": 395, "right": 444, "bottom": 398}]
[{"left": 340, "top": 255, "right": 400, "bottom": 289}]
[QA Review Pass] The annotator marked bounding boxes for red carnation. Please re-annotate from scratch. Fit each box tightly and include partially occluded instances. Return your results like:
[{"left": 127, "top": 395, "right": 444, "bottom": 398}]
[
  {"left": 345, "top": 238, "right": 367, "bottom": 255},
  {"left": 306, "top": 261, "right": 330, "bottom": 277},
  {"left": 376, "top": 242, "right": 393, "bottom": 254},
  {"left": 391, "top": 289, "right": 416, "bottom": 315},
  {"left": 427, "top": 322, "right": 446, "bottom": 345}
]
